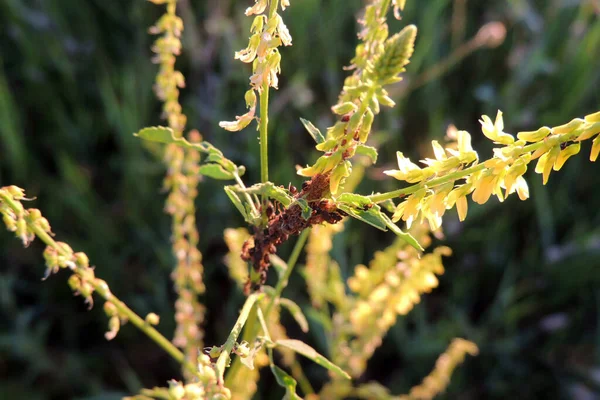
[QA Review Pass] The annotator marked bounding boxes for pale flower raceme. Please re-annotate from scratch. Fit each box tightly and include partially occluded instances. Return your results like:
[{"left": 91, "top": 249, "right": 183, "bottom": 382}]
[{"left": 220, "top": 0, "right": 292, "bottom": 133}]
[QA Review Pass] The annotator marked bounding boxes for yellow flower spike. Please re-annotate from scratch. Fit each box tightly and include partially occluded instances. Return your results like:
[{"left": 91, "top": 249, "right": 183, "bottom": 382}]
[
  {"left": 517, "top": 126, "right": 551, "bottom": 142},
  {"left": 591, "top": 135, "right": 600, "bottom": 162},
  {"left": 554, "top": 142, "right": 580, "bottom": 171},
  {"left": 480, "top": 110, "right": 514, "bottom": 145},
  {"left": 585, "top": 111, "right": 600, "bottom": 123},
  {"left": 552, "top": 118, "right": 585, "bottom": 134}
]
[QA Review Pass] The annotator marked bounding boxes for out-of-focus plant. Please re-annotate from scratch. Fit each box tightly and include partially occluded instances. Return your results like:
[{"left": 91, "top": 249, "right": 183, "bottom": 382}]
[{"left": 1, "top": 0, "right": 599, "bottom": 399}]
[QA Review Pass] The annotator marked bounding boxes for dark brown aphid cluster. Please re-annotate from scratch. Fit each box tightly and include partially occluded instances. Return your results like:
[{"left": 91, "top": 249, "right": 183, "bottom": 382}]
[{"left": 241, "top": 173, "right": 346, "bottom": 294}]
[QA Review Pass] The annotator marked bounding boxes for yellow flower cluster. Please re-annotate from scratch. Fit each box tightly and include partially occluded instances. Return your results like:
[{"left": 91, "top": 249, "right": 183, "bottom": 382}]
[
  {"left": 383, "top": 110, "right": 600, "bottom": 230},
  {"left": 334, "top": 228, "right": 449, "bottom": 377},
  {"left": 219, "top": 0, "right": 292, "bottom": 132},
  {"left": 1, "top": 187, "right": 126, "bottom": 341},
  {"left": 398, "top": 338, "right": 479, "bottom": 400},
  {"left": 148, "top": 0, "right": 205, "bottom": 378},
  {"left": 298, "top": 0, "right": 416, "bottom": 194},
  {"left": 126, "top": 354, "right": 232, "bottom": 400}
]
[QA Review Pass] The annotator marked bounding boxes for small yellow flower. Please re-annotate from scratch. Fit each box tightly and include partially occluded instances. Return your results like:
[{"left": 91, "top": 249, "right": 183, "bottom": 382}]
[
  {"left": 472, "top": 171, "right": 500, "bottom": 204},
  {"left": 479, "top": 110, "right": 514, "bottom": 145},
  {"left": 554, "top": 142, "right": 580, "bottom": 171},
  {"left": 534, "top": 145, "right": 560, "bottom": 184},
  {"left": 503, "top": 154, "right": 530, "bottom": 195},
  {"left": 392, "top": 188, "right": 426, "bottom": 228},
  {"left": 219, "top": 90, "right": 257, "bottom": 131},
  {"left": 447, "top": 184, "right": 472, "bottom": 221},
  {"left": 384, "top": 152, "right": 434, "bottom": 183},
  {"left": 517, "top": 126, "right": 551, "bottom": 142},
  {"left": 234, "top": 34, "right": 261, "bottom": 63}
]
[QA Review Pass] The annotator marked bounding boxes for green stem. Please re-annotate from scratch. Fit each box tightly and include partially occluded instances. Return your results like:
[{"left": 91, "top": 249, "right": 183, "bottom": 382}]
[
  {"left": 258, "top": 0, "right": 279, "bottom": 187},
  {"left": 259, "top": 83, "right": 270, "bottom": 185},
  {"left": 0, "top": 194, "right": 200, "bottom": 378},
  {"left": 215, "top": 293, "right": 260, "bottom": 383},
  {"left": 367, "top": 133, "right": 576, "bottom": 203},
  {"left": 264, "top": 228, "right": 310, "bottom": 319},
  {"left": 234, "top": 171, "right": 259, "bottom": 217}
]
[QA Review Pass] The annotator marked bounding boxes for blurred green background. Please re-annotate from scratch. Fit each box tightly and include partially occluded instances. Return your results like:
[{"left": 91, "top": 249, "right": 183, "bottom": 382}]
[{"left": 1, "top": 0, "right": 599, "bottom": 399}]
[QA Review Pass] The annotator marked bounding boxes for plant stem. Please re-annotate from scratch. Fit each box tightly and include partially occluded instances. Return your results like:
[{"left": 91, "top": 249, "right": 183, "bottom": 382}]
[
  {"left": 264, "top": 228, "right": 310, "bottom": 319},
  {"left": 259, "top": 83, "right": 270, "bottom": 186},
  {"left": 258, "top": 0, "right": 279, "bottom": 187},
  {"left": 234, "top": 171, "right": 259, "bottom": 217},
  {"left": 367, "top": 133, "right": 576, "bottom": 203},
  {"left": 0, "top": 193, "right": 200, "bottom": 378},
  {"left": 215, "top": 293, "right": 260, "bottom": 383}
]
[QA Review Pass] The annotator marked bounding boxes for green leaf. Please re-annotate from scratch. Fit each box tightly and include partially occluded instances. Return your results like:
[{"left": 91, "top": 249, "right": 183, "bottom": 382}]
[
  {"left": 300, "top": 118, "right": 325, "bottom": 144},
  {"left": 235, "top": 182, "right": 294, "bottom": 207},
  {"left": 271, "top": 365, "right": 303, "bottom": 400},
  {"left": 336, "top": 203, "right": 387, "bottom": 231},
  {"left": 198, "top": 164, "right": 235, "bottom": 180},
  {"left": 355, "top": 144, "right": 378, "bottom": 164},
  {"left": 224, "top": 186, "right": 249, "bottom": 222},
  {"left": 134, "top": 126, "right": 178, "bottom": 144},
  {"left": 279, "top": 298, "right": 309, "bottom": 333},
  {"left": 380, "top": 213, "right": 424, "bottom": 252},
  {"left": 135, "top": 126, "right": 245, "bottom": 177},
  {"left": 275, "top": 339, "right": 351, "bottom": 379}
]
